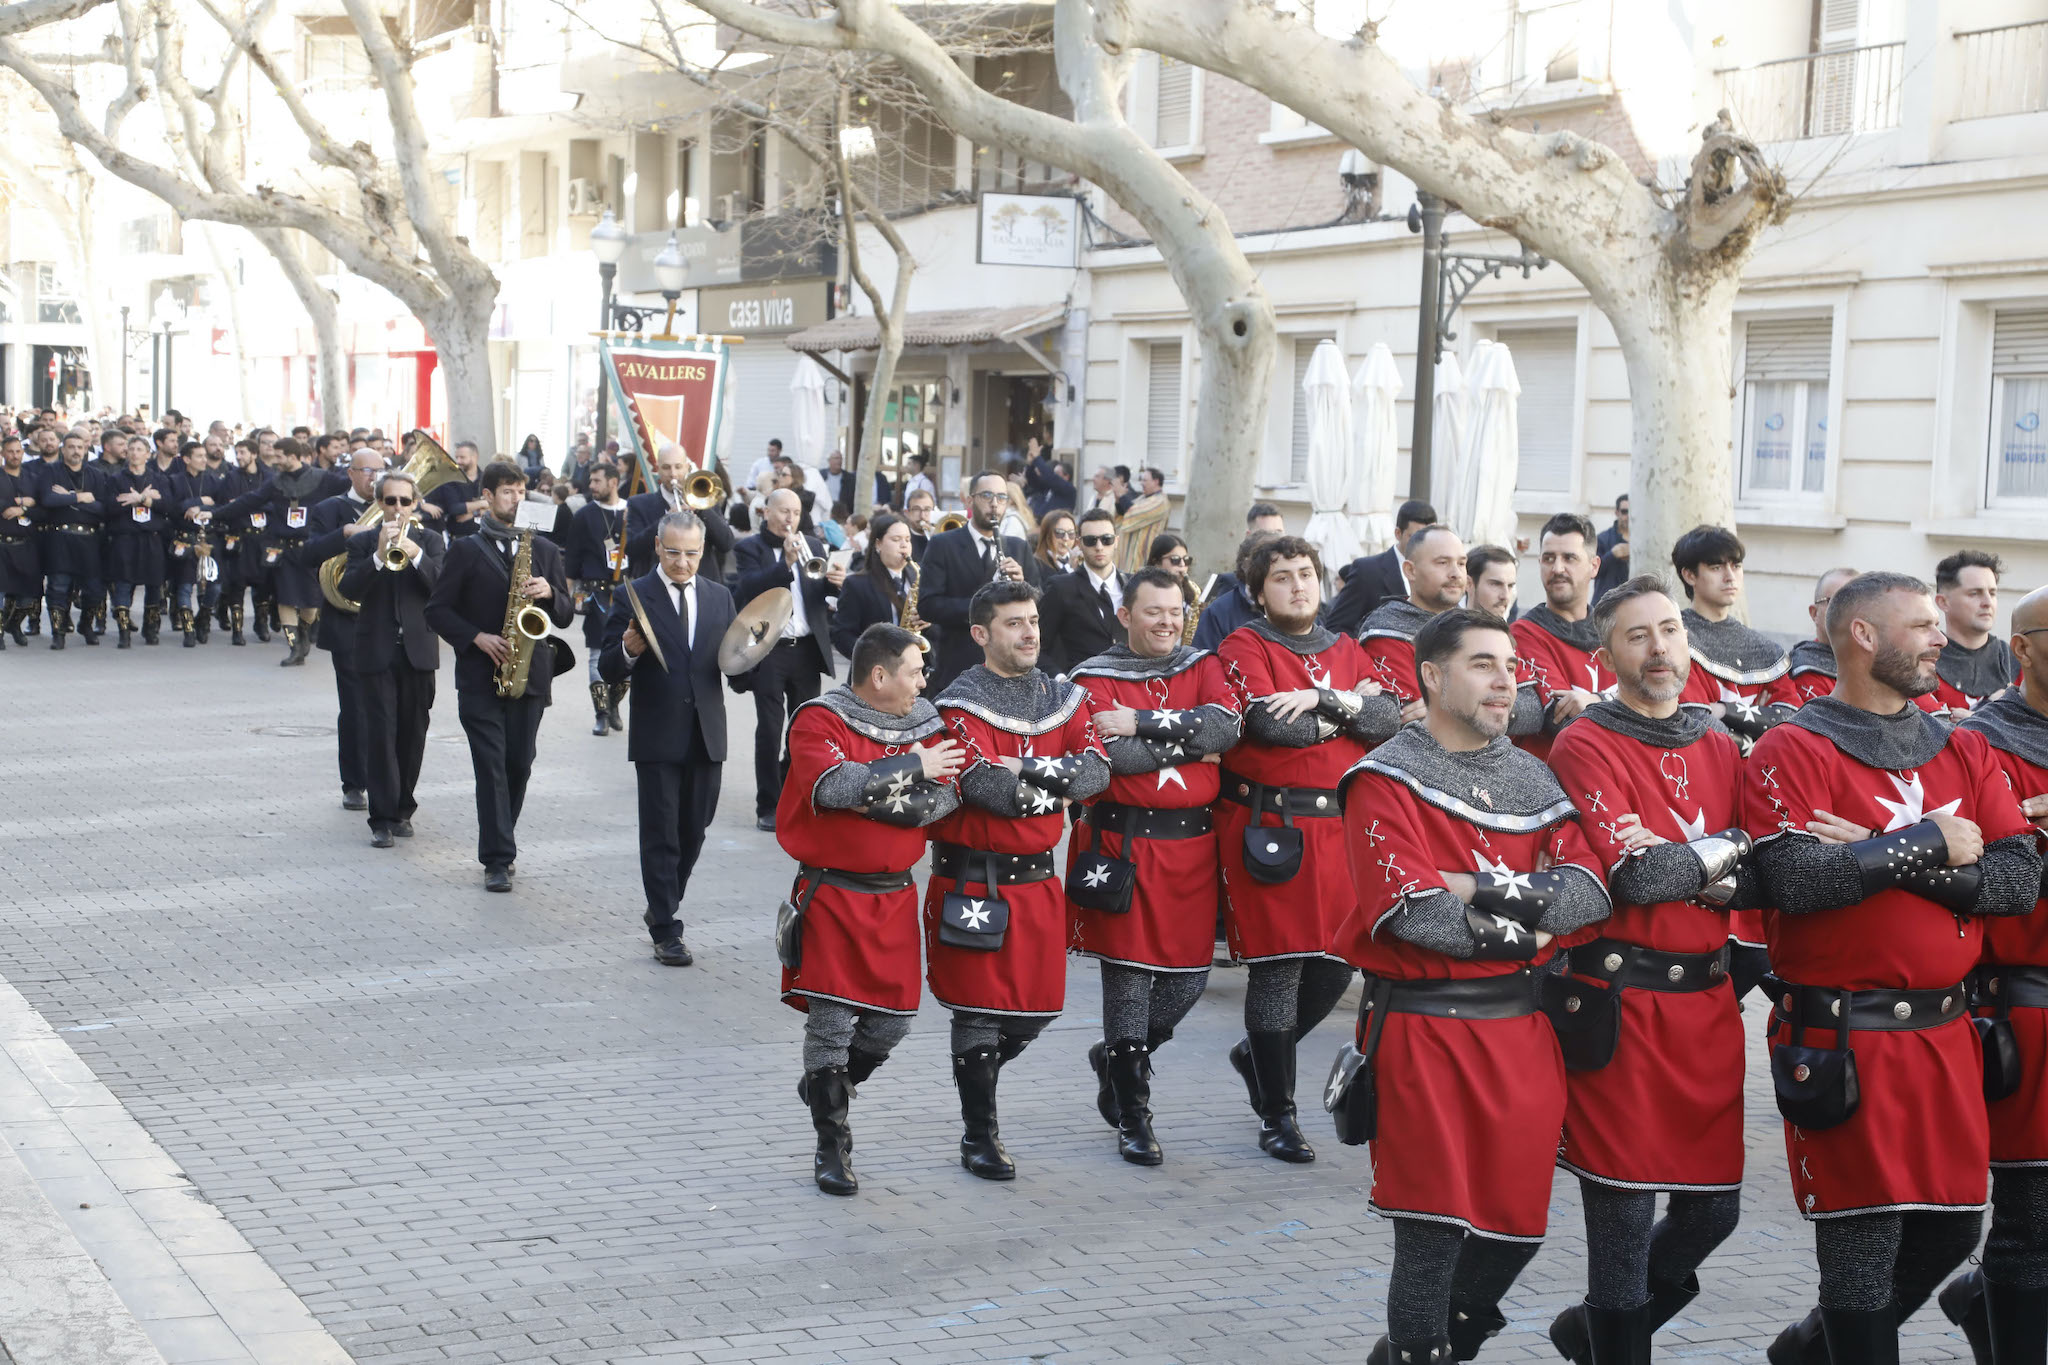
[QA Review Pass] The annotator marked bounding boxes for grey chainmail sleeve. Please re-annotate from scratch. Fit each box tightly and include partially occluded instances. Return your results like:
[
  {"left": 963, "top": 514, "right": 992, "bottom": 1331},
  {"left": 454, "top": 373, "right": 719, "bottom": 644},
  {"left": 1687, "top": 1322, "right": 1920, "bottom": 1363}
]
[
  {"left": 811, "top": 762, "right": 872, "bottom": 811},
  {"left": 1104, "top": 736, "right": 1162, "bottom": 775},
  {"left": 1188, "top": 703, "right": 1243, "bottom": 756},
  {"left": 917, "top": 783, "right": 963, "bottom": 827},
  {"left": 1383, "top": 889, "right": 1484, "bottom": 958},
  {"left": 1067, "top": 749, "right": 1112, "bottom": 803},
  {"left": 1509, "top": 685, "right": 1544, "bottom": 737},
  {"left": 959, "top": 762, "right": 1032, "bottom": 818},
  {"left": 1970, "top": 833, "right": 2043, "bottom": 918},
  {"left": 1534, "top": 864, "right": 1610, "bottom": 935},
  {"left": 1607, "top": 844, "right": 1706, "bottom": 907},
  {"left": 1243, "top": 699, "right": 1323, "bottom": 748},
  {"left": 1347, "top": 694, "right": 1405, "bottom": 746},
  {"left": 1755, "top": 832, "right": 1868, "bottom": 916}
]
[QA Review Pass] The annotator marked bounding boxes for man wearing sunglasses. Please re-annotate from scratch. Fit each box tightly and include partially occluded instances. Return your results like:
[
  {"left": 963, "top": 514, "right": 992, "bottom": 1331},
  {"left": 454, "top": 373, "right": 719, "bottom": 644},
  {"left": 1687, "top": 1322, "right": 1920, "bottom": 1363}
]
[
  {"left": 917, "top": 470, "right": 1042, "bottom": 693},
  {"left": 1037, "top": 509, "right": 1125, "bottom": 677},
  {"left": 298, "top": 447, "right": 384, "bottom": 813},
  {"left": 338, "top": 469, "right": 446, "bottom": 848}
]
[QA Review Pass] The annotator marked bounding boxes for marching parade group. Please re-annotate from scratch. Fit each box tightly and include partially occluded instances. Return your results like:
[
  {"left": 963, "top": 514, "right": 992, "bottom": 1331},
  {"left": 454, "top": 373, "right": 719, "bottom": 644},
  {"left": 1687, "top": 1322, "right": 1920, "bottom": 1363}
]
[{"left": 6, "top": 405, "right": 2048, "bottom": 1365}]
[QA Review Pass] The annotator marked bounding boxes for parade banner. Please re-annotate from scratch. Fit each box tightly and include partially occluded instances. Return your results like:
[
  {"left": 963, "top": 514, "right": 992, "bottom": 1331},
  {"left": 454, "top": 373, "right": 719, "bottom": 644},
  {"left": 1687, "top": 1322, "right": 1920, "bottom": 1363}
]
[{"left": 600, "top": 336, "right": 735, "bottom": 491}]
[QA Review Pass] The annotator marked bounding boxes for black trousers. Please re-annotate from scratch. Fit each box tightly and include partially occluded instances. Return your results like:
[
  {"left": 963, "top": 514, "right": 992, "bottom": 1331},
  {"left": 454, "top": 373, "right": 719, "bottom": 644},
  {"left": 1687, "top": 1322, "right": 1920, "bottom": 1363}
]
[
  {"left": 360, "top": 660, "right": 435, "bottom": 830},
  {"left": 456, "top": 690, "right": 547, "bottom": 867},
  {"left": 635, "top": 735, "right": 722, "bottom": 944},
  {"left": 750, "top": 637, "right": 822, "bottom": 817},
  {"left": 331, "top": 660, "right": 368, "bottom": 793}
]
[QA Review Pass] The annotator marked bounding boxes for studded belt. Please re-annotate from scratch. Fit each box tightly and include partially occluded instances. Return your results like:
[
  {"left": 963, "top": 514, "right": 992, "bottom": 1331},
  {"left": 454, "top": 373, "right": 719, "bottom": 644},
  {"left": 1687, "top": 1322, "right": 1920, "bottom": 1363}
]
[
  {"left": 1088, "top": 801, "right": 1214, "bottom": 841},
  {"left": 1358, "top": 969, "right": 1541, "bottom": 1021},
  {"left": 1570, "top": 939, "right": 1729, "bottom": 994},
  {"left": 1770, "top": 981, "right": 1971, "bottom": 1032},
  {"left": 796, "top": 866, "right": 915, "bottom": 896},
  {"left": 49, "top": 524, "right": 99, "bottom": 536},
  {"left": 1980, "top": 965, "right": 2048, "bottom": 1011},
  {"left": 1219, "top": 770, "right": 1342, "bottom": 819},
  {"left": 930, "top": 843, "right": 1056, "bottom": 886}
]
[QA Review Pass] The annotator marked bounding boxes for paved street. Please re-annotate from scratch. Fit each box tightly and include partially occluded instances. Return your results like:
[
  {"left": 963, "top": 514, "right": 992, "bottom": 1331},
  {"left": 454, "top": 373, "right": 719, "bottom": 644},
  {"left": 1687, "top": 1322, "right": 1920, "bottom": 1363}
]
[{"left": 0, "top": 640, "right": 1981, "bottom": 1364}]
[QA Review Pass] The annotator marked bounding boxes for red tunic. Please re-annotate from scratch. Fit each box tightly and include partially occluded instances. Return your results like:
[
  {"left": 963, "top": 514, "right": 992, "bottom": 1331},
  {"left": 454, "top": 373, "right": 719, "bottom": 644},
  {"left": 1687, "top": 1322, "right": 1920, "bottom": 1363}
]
[
  {"left": 1956, "top": 726, "right": 2048, "bottom": 1166},
  {"left": 775, "top": 703, "right": 941, "bottom": 1015},
  {"left": 1741, "top": 720, "right": 2031, "bottom": 1216},
  {"left": 924, "top": 687, "right": 1103, "bottom": 1016},
  {"left": 1067, "top": 652, "right": 1236, "bottom": 971},
  {"left": 1328, "top": 756, "right": 1605, "bottom": 1241},
  {"left": 1547, "top": 717, "right": 1747, "bottom": 1191},
  {"left": 1360, "top": 627, "right": 1421, "bottom": 704},
  {"left": 1216, "top": 625, "right": 1371, "bottom": 961},
  {"left": 1511, "top": 615, "right": 1612, "bottom": 762}
]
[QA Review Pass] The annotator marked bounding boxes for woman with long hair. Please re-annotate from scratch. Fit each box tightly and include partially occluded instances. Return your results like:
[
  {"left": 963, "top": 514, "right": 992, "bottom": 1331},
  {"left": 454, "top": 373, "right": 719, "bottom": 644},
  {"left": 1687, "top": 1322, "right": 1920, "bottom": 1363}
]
[
  {"left": 1034, "top": 508, "right": 1078, "bottom": 577},
  {"left": 831, "top": 511, "right": 917, "bottom": 659}
]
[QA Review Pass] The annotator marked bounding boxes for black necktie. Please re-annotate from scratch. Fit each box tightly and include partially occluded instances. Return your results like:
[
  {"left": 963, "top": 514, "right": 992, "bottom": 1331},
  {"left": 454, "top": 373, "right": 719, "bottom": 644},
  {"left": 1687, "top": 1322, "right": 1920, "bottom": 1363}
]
[
  {"left": 1097, "top": 582, "right": 1113, "bottom": 621},
  {"left": 674, "top": 581, "right": 690, "bottom": 649},
  {"left": 981, "top": 539, "right": 996, "bottom": 578}
]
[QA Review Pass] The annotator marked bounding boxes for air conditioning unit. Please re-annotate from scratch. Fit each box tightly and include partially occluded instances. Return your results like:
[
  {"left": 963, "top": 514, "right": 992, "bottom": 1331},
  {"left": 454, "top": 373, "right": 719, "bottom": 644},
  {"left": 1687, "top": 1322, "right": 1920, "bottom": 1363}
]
[{"left": 567, "top": 178, "right": 605, "bottom": 218}]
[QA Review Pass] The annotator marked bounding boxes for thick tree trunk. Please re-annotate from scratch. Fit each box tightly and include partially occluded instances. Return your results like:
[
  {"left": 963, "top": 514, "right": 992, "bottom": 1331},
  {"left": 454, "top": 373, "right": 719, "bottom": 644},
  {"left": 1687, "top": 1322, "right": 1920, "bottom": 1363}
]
[
  {"left": 857, "top": 316, "right": 903, "bottom": 521},
  {"left": 256, "top": 227, "right": 347, "bottom": 430},
  {"left": 423, "top": 300, "right": 496, "bottom": 451},
  {"left": 1185, "top": 296, "right": 1274, "bottom": 585}
]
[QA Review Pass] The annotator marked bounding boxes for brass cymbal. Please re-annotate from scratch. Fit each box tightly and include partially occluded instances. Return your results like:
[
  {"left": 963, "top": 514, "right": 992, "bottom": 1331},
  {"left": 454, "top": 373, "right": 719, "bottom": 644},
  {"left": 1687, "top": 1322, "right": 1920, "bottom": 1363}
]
[{"left": 719, "top": 587, "right": 794, "bottom": 675}]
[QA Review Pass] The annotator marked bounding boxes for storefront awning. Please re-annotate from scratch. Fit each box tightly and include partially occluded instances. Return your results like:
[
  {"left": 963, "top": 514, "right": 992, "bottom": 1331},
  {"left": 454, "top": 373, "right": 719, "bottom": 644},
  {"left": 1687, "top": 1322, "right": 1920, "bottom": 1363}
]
[{"left": 785, "top": 304, "right": 1065, "bottom": 355}]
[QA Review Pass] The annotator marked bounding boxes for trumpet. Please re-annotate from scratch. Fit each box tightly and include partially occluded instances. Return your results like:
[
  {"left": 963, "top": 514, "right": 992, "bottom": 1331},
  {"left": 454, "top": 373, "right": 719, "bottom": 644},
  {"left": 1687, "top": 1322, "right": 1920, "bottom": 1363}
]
[
  {"left": 380, "top": 515, "right": 417, "bottom": 570},
  {"left": 936, "top": 510, "right": 968, "bottom": 533},
  {"left": 681, "top": 467, "right": 726, "bottom": 511},
  {"left": 787, "top": 532, "right": 827, "bottom": 580}
]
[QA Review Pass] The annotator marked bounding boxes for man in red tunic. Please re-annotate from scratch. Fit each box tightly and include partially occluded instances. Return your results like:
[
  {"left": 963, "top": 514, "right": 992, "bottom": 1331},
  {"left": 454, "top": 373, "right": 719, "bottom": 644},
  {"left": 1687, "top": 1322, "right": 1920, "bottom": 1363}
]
[
  {"left": 1068, "top": 568, "right": 1242, "bottom": 1166},
  {"left": 1330, "top": 608, "right": 1610, "bottom": 1364},
  {"left": 1512, "top": 512, "right": 1610, "bottom": 761},
  {"left": 1939, "top": 582, "right": 2048, "bottom": 1362},
  {"left": 1217, "top": 535, "right": 1400, "bottom": 1163},
  {"left": 927, "top": 580, "right": 1109, "bottom": 1181},
  {"left": 1742, "top": 571, "right": 2040, "bottom": 1364},
  {"left": 1544, "top": 577, "right": 1757, "bottom": 1362},
  {"left": 1791, "top": 566, "right": 1945, "bottom": 718},
  {"left": 1934, "top": 549, "right": 2020, "bottom": 716},
  {"left": 1670, "top": 525, "right": 1801, "bottom": 744},
  {"left": 776, "top": 624, "right": 965, "bottom": 1196},
  {"left": 1358, "top": 524, "right": 1543, "bottom": 738}
]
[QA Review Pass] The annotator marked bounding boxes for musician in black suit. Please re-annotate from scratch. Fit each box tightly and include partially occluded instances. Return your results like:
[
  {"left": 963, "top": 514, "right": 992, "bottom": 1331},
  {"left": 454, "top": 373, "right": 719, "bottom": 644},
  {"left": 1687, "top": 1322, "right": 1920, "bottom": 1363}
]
[
  {"left": 599, "top": 509, "right": 735, "bottom": 966},
  {"left": 831, "top": 512, "right": 915, "bottom": 660},
  {"left": 624, "top": 444, "right": 735, "bottom": 584},
  {"left": 902, "top": 487, "right": 937, "bottom": 565},
  {"left": 298, "top": 450, "right": 380, "bottom": 812},
  {"left": 732, "top": 487, "right": 841, "bottom": 831},
  {"left": 424, "top": 460, "right": 576, "bottom": 893},
  {"left": 1036, "top": 507, "right": 1126, "bottom": 676},
  {"left": 338, "top": 468, "right": 446, "bottom": 848},
  {"left": 1324, "top": 499, "right": 1434, "bottom": 637},
  {"left": 568, "top": 460, "right": 630, "bottom": 735},
  {"left": 917, "top": 470, "right": 1041, "bottom": 693}
]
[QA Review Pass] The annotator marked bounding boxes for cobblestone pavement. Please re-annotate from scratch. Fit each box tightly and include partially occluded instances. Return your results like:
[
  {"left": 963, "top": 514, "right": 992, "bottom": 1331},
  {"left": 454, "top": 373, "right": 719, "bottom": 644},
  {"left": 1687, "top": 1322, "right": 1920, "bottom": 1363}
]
[{"left": 0, "top": 642, "right": 1981, "bottom": 1364}]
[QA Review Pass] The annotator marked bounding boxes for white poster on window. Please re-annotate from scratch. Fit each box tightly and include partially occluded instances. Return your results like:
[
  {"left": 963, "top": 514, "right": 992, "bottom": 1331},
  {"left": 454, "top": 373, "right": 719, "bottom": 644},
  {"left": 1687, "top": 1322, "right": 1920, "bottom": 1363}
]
[{"left": 978, "top": 193, "right": 1080, "bottom": 268}]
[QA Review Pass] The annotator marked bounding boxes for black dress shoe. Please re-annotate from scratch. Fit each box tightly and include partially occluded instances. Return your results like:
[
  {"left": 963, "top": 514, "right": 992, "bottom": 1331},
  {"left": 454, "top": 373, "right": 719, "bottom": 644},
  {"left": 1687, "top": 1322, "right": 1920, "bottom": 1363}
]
[
  {"left": 756, "top": 814, "right": 777, "bottom": 832},
  {"left": 484, "top": 865, "right": 513, "bottom": 892},
  {"left": 370, "top": 827, "right": 394, "bottom": 849},
  {"left": 341, "top": 788, "right": 368, "bottom": 811},
  {"left": 393, "top": 820, "right": 414, "bottom": 838},
  {"left": 653, "top": 938, "right": 694, "bottom": 966}
]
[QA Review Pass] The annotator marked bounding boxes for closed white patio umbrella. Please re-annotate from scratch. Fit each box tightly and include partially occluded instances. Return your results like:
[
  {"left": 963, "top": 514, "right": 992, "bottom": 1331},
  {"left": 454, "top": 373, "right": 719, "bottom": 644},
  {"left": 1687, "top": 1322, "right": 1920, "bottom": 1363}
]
[
  {"left": 1349, "top": 342, "right": 1402, "bottom": 553},
  {"left": 1429, "top": 347, "right": 1469, "bottom": 528},
  {"left": 1461, "top": 339, "right": 1523, "bottom": 552},
  {"left": 1300, "top": 339, "right": 1363, "bottom": 578},
  {"left": 787, "top": 357, "right": 832, "bottom": 470}
]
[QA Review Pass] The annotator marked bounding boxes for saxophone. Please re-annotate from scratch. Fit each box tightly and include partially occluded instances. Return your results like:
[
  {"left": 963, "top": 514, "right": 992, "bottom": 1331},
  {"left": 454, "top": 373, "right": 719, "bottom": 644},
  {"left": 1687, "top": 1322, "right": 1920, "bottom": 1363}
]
[
  {"left": 899, "top": 561, "right": 931, "bottom": 653},
  {"left": 494, "top": 529, "right": 553, "bottom": 699}
]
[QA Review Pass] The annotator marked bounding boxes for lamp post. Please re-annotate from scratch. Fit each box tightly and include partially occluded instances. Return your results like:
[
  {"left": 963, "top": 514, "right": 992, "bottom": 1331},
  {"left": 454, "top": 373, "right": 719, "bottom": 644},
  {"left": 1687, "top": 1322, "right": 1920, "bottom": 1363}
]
[
  {"left": 119, "top": 305, "right": 130, "bottom": 415},
  {"left": 652, "top": 232, "right": 686, "bottom": 341},
  {"left": 153, "top": 289, "right": 180, "bottom": 417},
  {"left": 589, "top": 209, "right": 629, "bottom": 453}
]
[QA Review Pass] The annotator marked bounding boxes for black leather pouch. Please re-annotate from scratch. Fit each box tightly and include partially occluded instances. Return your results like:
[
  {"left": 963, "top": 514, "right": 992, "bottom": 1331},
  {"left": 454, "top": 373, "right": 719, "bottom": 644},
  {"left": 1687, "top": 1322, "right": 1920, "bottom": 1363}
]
[
  {"left": 1326, "top": 980, "right": 1393, "bottom": 1145},
  {"left": 938, "top": 855, "right": 1010, "bottom": 951},
  {"left": 1771, "top": 993, "right": 1860, "bottom": 1131},
  {"left": 1241, "top": 786, "right": 1304, "bottom": 884},
  {"left": 1066, "top": 820, "right": 1136, "bottom": 913},
  {"left": 1541, "top": 970, "right": 1624, "bottom": 1072}
]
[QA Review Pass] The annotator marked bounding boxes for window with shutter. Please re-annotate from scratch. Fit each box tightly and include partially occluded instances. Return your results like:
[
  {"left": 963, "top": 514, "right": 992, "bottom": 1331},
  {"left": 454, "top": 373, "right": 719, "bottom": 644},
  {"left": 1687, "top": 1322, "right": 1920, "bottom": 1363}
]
[
  {"left": 1288, "top": 337, "right": 1328, "bottom": 484},
  {"left": 1738, "top": 315, "right": 1832, "bottom": 502},
  {"left": 1990, "top": 309, "right": 2048, "bottom": 505},
  {"left": 1155, "top": 59, "right": 1193, "bottom": 148},
  {"left": 1146, "top": 342, "right": 1183, "bottom": 478},
  {"left": 1500, "top": 326, "right": 1577, "bottom": 495}
]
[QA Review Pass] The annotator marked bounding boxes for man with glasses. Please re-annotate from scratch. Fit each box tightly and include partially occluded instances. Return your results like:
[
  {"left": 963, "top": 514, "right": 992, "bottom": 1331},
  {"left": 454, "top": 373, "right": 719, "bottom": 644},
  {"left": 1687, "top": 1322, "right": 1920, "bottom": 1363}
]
[
  {"left": 338, "top": 470, "right": 445, "bottom": 849},
  {"left": 903, "top": 488, "right": 937, "bottom": 565},
  {"left": 299, "top": 449, "right": 384, "bottom": 812},
  {"left": 1038, "top": 508, "right": 1125, "bottom": 676},
  {"left": 917, "top": 471, "right": 1042, "bottom": 692}
]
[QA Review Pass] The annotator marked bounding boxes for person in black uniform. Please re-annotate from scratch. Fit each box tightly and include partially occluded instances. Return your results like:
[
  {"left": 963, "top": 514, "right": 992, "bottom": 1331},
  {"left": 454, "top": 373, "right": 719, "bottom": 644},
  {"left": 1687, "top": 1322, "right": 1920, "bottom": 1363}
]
[
  {"left": 902, "top": 488, "right": 937, "bottom": 565},
  {"left": 213, "top": 440, "right": 273, "bottom": 643},
  {"left": 424, "top": 460, "right": 576, "bottom": 892},
  {"left": 339, "top": 467, "right": 445, "bottom": 849},
  {"left": 166, "top": 442, "right": 224, "bottom": 647},
  {"left": 831, "top": 512, "right": 916, "bottom": 659},
  {"left": 300, "top": 450, "right": 381, "bottom": 811},
  {"left": 423, "top": 439, "right": 485, "bottom": 541},
  {"left": 916, "top": 470, "right": 1041, "bottom": 693},
  {"left": 0, "top": 434, "right": 38, "bottom": 647},
  {"left": 1036, "top": 507, "right": 1125, "bottom": 676},
  {"left": 103, "top": 436, "right": 171, "bottom": 648},
  {"left": 599, "top": 508, "right": 735, "bottom": 965},
  {"left": 568, "top": 460, "right": 630, "bottom": 735},
  {"left": 624, "top": 444, "right": 736, "bottom": 585},
  {"left": 212, "top": 437, "right": 334, "bottom": 664},
  {"left": 732, "top": 486, "right": 842, "bottom": 831},
  {"left": 29, "top": 432, "right": 105, "bottom": 647}
]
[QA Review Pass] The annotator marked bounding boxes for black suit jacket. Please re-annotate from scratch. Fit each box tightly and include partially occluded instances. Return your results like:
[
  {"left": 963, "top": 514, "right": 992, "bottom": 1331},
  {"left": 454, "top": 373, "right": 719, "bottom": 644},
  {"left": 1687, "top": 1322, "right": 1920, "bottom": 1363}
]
[
  {"left": 598, "top": 571, "right": 733, "bottom": 763},
  {"left": 1038, "top": 567, "right": 1126, "bottom": 676},
  {"left": 625, "top": 490, "right": 736, "bottom": 585},
  {"left": 1325, "top": 547, "right": 1404, "bottom": 637},
  {"left": 918, "top": 526, "right": 1044, "bottom": 692},
  {"left": 338, "top": 524, "right": 446, "bottom": 673},
  {"left": 299, "top": 491, "right": 372, "bottom": 661},
  {"left": 831, "top": 570, "right": 904, "bottom": 660},
  {"left": 423, "top": 531, "right": 576, "bottom": 700},
  {"left": 733, "top": 529, "right": 835, "bottom": 678}
]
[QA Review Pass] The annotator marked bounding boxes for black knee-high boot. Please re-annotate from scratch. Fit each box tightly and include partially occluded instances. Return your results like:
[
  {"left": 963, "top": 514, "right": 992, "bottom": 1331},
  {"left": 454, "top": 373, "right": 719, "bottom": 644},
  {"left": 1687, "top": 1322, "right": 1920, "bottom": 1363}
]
[
  {"left": 590, "top": 681, "right": 610, "bottom": 735},
  {"left": 1820, "top": 1304, "right": 1897, "bottom": 1365},
  {"left": 2, "top": 597, "right": 23, "bottom": 646},
  {"left": 804, "top": 1066, "right": 857, "bottom": 1196},
  {"left": 1245, "top": 1030, "right": 1313, "bottom": 1162},
  {"left": 115, "top": 606, "right": 133, "bottom": 648},
  {"left": 47, "top": 588, "right": 69, "bottom": 648},
  {"left": 231, "top": 603, "right": 245, "bottom": 645},
  {"left": 142, "top": 603, "right": 162, "bottom": 645},
  {"left": 1104, "top": 1040, "right": 1162, "bottom": 1165},
  {"left": 953, "top": 1047, "right": 1014, "bottom": 1181},
  {"left": 607, "top": 681, "right": 627, "bottom": 731}
]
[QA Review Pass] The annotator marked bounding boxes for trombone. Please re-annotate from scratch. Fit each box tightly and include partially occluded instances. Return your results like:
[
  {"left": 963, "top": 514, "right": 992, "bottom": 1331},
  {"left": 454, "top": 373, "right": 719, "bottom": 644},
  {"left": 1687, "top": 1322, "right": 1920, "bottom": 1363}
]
[
  {"left": 936, "top": 510, "right": 968, "bottom": 533},
  {"left": 682, "top": 467, "right": 726, "bottom": 510}
]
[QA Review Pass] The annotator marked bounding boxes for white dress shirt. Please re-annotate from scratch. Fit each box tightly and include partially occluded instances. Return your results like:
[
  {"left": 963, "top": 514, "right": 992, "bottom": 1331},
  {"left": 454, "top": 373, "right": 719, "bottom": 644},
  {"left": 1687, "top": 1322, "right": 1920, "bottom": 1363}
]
[
  {"left": 1082, "top": 562, "right": 1122, "bottom": 612},
  {"left": 667, "top": 574, "right": 697, "bottom": 650}
]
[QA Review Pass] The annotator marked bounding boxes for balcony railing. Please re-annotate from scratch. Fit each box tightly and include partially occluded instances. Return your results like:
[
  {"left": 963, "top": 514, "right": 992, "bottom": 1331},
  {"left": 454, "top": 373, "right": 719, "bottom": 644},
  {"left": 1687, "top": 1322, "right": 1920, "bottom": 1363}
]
[
  {"left": 1957, "top": 20, "right": 2048, "bottom": 120},
  {"left": 1718, "top": 42, "right": 1905, "bottom": 142}
]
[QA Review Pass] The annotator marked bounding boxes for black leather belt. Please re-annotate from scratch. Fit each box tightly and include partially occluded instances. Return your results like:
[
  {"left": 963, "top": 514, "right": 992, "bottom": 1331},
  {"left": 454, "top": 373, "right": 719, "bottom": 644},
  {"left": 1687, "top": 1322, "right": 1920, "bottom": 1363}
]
[
  {"left": 1089, "top": 801, "right": 1213, "bottom": 840},
  {"left": 1219, "top": 771, "right": 1342, "bottom": 818},
  {"left": 931, "top": 843, "right": 1056, "bottom": 885},
  {"left": 1571, "top": 939, "right": 1729, "bottom": 994},
  {"left": 1771, "top": 981, "right": 1971, "bottom": 1032},
  {"left": 797, "top": 866, "right": 915, "bottom": 895},
  {"left": 49, "top": 524, "right": 98, "bottom": 536},
  {"left": 1981, "top": 965, "right": 2048, "bottom": 1011},
  {"left": 1359, "top": 969, "right": 1541, "bottom": 1021}
]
